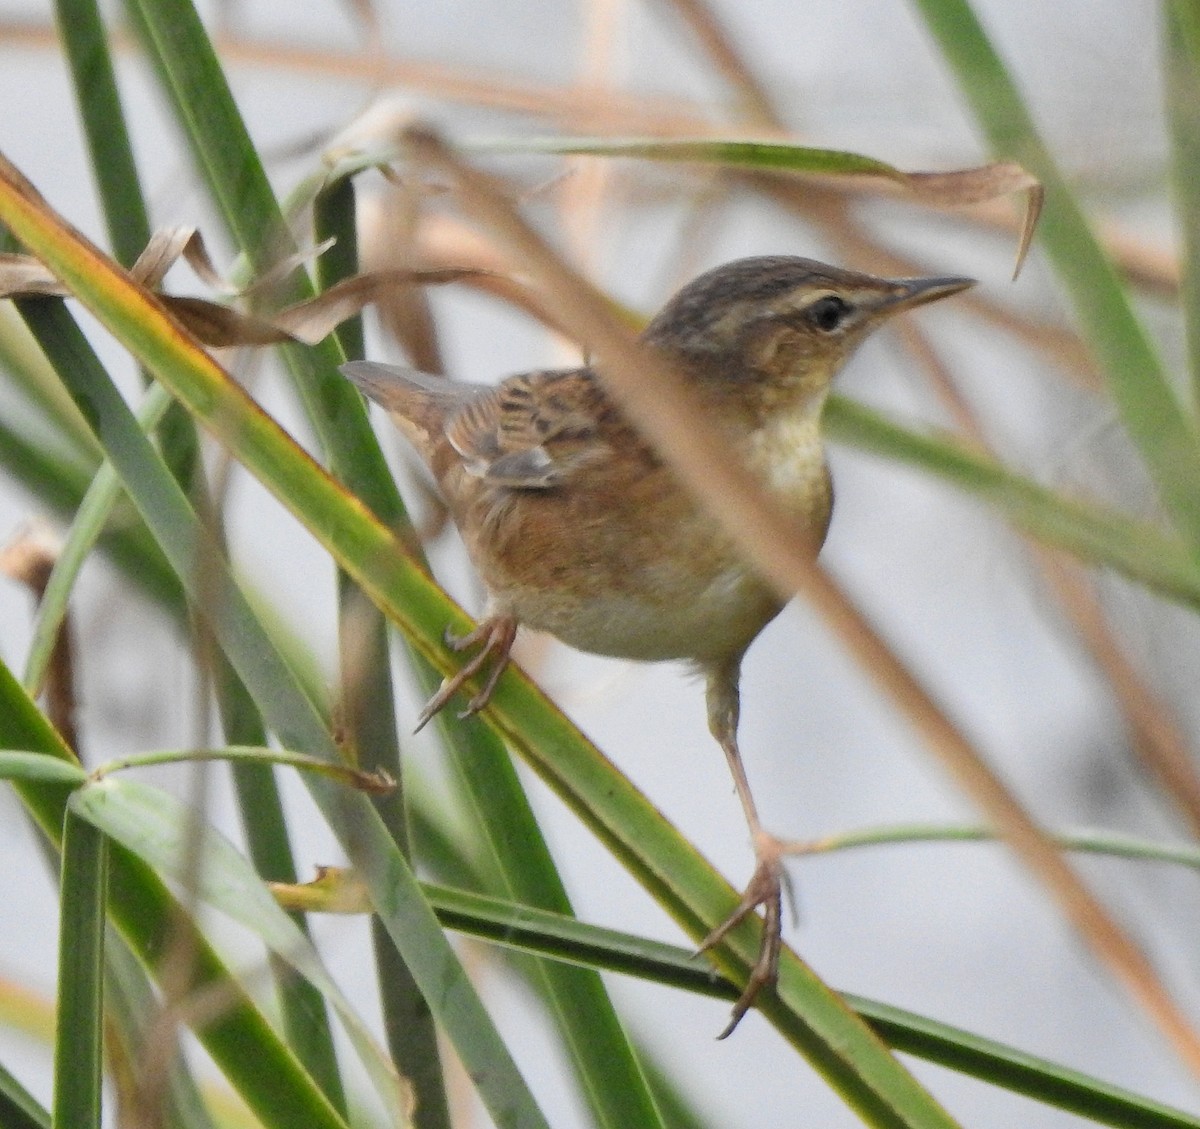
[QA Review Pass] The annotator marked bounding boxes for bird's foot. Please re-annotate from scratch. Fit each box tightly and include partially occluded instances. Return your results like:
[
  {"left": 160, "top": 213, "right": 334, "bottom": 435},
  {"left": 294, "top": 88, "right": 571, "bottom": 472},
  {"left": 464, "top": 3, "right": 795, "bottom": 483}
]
[
  {"left": 699, "top": 831, "right": 795, "bottom": 1038},
  {"left": 415, "top": 616, "right": 518, "bottom": 730}
]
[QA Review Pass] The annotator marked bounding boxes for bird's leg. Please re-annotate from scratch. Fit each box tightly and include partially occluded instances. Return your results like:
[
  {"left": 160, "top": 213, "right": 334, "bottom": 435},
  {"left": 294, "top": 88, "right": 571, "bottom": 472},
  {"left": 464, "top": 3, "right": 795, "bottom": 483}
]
[
  {"left": 415, "top": 614, "right": 518, "bottom": 730},
  {"left": 698, "top": 657, "right": 791, "bottom": 1037}
]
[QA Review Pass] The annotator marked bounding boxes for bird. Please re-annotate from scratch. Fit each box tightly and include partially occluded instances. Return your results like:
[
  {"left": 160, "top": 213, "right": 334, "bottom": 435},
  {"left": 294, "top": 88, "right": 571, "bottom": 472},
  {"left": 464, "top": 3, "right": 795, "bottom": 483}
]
[{"left": 342, "top": 254, "right": 974, "bottom": 1033}]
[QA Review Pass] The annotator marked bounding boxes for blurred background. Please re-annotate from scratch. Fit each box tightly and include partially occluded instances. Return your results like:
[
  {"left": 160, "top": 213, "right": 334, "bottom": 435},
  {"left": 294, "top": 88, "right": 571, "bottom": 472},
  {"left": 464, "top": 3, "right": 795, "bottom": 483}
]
[{"left": 1, "top": 1, "right": 1197, "bottom": 1126}]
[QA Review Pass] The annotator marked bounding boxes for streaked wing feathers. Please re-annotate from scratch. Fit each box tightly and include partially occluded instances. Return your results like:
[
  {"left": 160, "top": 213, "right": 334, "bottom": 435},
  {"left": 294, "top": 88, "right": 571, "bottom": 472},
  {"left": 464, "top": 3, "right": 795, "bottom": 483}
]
[
  {"left": 447, "top": 368, "right": 610, "bottom": 489},
  {"left": 342, "top": 360, "right": 612, "bottom": 491}
]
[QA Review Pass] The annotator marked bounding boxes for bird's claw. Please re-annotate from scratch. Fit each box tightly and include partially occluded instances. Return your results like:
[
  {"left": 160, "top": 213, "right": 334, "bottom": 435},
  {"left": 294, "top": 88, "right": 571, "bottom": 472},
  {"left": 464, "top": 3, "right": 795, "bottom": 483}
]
[
  {"left": 414, "top": 616, "right": 517, "bottom": 731},
  {"left": 698, "top": 839, "right": 789, "bottom": 1038}
]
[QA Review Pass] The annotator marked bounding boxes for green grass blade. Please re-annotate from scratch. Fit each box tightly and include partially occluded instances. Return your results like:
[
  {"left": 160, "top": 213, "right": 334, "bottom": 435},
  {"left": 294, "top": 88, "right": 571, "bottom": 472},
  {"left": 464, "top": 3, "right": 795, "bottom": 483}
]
[
  {"left": 119, "top": 0, "right": 285, "bottom": 274},
  {"left": 52, "top": 808, "right": 107, "bottom": 1129},
  {"left": 824, "top": 395, "right": 1200, "bottom": 607},
  {"left": 314, "top": 179, "right": 366, "bottom": 362},
  {"left": 419, "top": 882, "right": 1200, "bottom": 1129},
  {"left": 423, "top": 882, "right": 732, "bottom": 992},
  {"left": 437, "top": 710, "right": 668, "bottom": 1129},
  {"left": 321, "top": 158, "right": 663, "bottom": 1127},
  {"left": 853, "top": 996, "right": 1200, "bottom": 1129},
  {"left": 1165, "top": 0, "right": 1200, "bottom": 406},
  {"left": 908, "top": 0, "right": 1200, "bottom": 549},
  {"left": 0, "top": 751, "right": 87, "bottom": 785},
  {"left": 0, "top": 659, "right": 352, "bottom": 1129},
  {"left": 122, "top": 0, "right": 408, "bottom": 528},
  {"left": 94, "top": 744, "right": 384, "bottom": 784},
  {"left": 406, "top": 803, "right": 713, "bottom": 1129},
  {"left": 0, "top": 150, "right": 964, "bottom": 1129},
  {"left": 209, "top": 654, "right": 347, "bottom": 1115},
  {"left": 403, "top": 797, "right": 715, "bottom": 1129},
  {"left": 478, "top": 135, "right": 910, "bottom": 177},
  {"left": 784, "top": 821, "right": 1200, "bottom": 870},
  {"left": 54, "top": 0, "right": 208, "bottom": 505},
  {"left": 314, "top": 175, "right": 451, "bottom": 1129},
  {"left": 0, "top": 303, "right": 99, "bottom": 458},
  {"left": 23, "top": 383, "right": 172, "bottom": 694},
  {"left": 0, "top": 408, "right": 89, "bottom": 509},
  {"left": 0, "top": 1061, "right": 50, "bottom": 1129},
  {"left": 69, "top": 777, "right": 415, "bottom": 1127},
  {"left": 53, "top": 0, "right": 150, "bottom": 267},
  {"left": 5, "top": 302, "right": 551, "bottom": 1127}
]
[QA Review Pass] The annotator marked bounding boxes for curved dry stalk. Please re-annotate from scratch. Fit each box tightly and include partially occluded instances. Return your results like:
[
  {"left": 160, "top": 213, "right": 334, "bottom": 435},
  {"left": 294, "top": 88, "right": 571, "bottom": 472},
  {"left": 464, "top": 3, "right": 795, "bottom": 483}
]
[
  {"left": 356, "top": 182, "right": 446, "bottom": 373},
  {"left": 558, "top": 0, "right": 628, "bottom": 282},
  {"left": 1040, "top": 550, "right": 1200, "bottom": 836},
  {"left": 0, "top": 17, "right": 712, "bottom": 137},
  {"left": 894, "top": 319, "right": 1200, "bottom": 838},
  {"left": 652, "top": 0, "right": 785, "bottom": 128}
]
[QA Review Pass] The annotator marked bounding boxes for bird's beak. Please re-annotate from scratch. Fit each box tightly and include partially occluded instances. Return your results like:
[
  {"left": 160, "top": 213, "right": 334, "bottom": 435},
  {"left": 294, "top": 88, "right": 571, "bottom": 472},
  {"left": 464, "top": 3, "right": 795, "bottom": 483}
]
[{"left": 876, "top": 274, "right": 976, "bottom": 315}]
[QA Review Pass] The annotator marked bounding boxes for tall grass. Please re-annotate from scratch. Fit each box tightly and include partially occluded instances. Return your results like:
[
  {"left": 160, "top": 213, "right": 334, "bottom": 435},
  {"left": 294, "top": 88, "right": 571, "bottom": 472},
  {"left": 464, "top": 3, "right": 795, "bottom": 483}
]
[{"left": 0, "top": 3, "right": 1197, "bottom": 1127}]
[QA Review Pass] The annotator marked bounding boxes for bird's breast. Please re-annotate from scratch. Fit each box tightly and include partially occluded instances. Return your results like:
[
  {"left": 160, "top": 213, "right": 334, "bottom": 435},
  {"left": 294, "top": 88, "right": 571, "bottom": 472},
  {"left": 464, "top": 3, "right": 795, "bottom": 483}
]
[
  {"left": 499, "top": 554, "right": 779, "bottom": 663},
  {"left": 447, "top": 407, "right": 832, "bottom": 664}
]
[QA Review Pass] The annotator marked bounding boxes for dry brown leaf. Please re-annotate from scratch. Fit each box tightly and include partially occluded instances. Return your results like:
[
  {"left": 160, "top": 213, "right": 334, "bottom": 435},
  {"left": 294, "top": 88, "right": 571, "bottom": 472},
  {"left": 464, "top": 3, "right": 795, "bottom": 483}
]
[
  {"left": 270, "top": 268, "right": 482, "bottom": 344},
  {"left": 241, "top": 237, "right": 336, "bottom": 297},
  {"left": 357, "top": 182, "right": 447, "bottom": 372},
  {"left": 129, "top": 226, "right": 227, "bottom": 291},
  {"left": 159, "top": 296, "right": 294, "bottom": 347},
  {"left": 0, "top": 253, "right": 69, "bottom": 297},
  {"left": 159, "top": 269, "right": 485, "bottom": 347},
  {"left": 904, "top": 163, "right": 1043, "bottom": 278},
  {"left": 1, "top": 226, "right": 489, "bottom": 347},
  {"left": 0, "top": 518, "right": 61, "bottom": 591}
]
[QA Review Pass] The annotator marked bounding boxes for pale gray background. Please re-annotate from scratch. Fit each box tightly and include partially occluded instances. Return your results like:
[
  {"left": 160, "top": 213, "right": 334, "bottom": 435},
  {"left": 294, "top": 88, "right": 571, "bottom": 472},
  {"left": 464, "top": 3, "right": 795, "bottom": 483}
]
[{"left": 1, "top": 1, "right": 1197, "bottom": 1127}]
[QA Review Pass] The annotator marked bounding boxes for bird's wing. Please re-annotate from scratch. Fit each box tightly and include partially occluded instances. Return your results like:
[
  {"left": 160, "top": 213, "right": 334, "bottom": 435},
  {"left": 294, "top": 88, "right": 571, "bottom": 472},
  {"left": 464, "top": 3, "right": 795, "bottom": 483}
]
[
  {"left": 446, "top": 367, "right": 613, "bottom": 489},
  {"left": 342, "top": 360, "right": 613, "bottom": 490}
]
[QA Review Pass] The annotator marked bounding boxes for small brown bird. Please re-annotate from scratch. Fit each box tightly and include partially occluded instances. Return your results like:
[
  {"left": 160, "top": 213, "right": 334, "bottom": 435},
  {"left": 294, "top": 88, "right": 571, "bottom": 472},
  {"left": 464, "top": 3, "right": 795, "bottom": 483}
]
[{"left": 343, "top": 255, "right": 973, "bottom": 1032}]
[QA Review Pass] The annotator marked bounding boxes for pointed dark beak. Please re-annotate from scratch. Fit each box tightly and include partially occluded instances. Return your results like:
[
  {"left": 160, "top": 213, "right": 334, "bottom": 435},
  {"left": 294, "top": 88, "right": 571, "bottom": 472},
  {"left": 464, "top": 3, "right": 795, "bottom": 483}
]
[{"left": 876, "top": 274, "right": 976, "bottom": 316}]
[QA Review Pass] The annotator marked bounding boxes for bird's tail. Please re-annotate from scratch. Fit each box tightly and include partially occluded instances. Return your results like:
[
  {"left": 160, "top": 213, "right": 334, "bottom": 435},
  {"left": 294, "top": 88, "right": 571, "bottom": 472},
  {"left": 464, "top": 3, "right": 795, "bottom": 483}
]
[{"left": 340, "top": 360, "right": 461, "bottom": 449}]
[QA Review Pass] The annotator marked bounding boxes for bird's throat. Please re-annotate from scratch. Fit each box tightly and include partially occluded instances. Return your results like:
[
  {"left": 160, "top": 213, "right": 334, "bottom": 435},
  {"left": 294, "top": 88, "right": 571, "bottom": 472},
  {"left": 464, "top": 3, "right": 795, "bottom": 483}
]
[{"left": 742, "top": 402, "right": 833, "bottom": 534}]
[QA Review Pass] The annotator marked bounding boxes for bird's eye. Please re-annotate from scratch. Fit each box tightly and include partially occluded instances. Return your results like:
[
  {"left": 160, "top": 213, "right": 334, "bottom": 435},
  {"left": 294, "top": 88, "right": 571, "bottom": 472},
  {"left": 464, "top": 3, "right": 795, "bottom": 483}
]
[{"left": 806, "top": 295, "right": 850, "bottom": 332}]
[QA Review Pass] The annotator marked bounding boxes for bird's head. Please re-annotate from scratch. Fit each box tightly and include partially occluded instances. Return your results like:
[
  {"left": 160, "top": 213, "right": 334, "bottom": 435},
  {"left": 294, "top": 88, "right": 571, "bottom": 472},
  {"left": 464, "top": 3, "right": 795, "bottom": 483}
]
[{"left": 641, "top": 255, "right": 974, "bottom": 422}]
